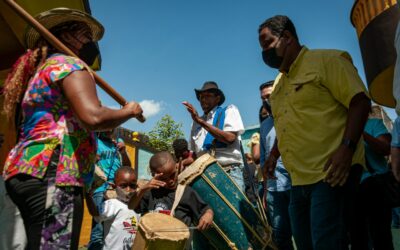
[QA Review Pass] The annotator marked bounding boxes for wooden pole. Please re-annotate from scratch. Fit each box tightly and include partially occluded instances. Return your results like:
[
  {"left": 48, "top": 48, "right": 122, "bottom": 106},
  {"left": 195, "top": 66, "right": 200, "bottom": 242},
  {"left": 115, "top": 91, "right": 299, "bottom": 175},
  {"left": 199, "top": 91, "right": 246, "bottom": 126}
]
[{"left": 4, "top": 0, "right": 146, "bottom": 122}]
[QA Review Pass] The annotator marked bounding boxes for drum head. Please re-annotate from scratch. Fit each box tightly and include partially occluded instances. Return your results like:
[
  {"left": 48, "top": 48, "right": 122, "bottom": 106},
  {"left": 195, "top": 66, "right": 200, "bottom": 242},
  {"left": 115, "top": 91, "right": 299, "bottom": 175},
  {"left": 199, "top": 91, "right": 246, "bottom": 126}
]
[{"left": 139, "top": 213, "right": 190, "bottom": 241}]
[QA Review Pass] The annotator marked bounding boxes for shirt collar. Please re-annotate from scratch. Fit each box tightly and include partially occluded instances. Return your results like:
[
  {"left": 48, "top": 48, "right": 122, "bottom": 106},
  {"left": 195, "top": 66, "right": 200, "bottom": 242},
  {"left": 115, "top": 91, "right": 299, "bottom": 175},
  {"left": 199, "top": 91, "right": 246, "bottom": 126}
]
[
  {"left": 202, "top": 106, "right": 219, "bottom": 120},
  {"left": 286, "top": 46, "right": 308, "bottom": 76}
]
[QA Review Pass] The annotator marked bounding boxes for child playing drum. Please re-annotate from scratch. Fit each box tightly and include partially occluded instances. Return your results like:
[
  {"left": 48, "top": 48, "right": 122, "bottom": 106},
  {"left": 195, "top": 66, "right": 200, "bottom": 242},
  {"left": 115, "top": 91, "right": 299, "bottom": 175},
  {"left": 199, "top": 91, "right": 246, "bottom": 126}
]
[
  {"left": 129, "top": 151, "right": 213, "bottom": 231},
  {"left": 86, "top": 166, "right": 140, "bottom": 250}
]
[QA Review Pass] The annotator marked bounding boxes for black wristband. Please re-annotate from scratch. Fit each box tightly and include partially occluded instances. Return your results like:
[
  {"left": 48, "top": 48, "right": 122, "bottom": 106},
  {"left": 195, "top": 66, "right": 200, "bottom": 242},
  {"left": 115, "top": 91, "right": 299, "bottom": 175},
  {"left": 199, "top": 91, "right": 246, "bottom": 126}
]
[{"left": 341, "top": 138, "right": 357, "bottom": 152}]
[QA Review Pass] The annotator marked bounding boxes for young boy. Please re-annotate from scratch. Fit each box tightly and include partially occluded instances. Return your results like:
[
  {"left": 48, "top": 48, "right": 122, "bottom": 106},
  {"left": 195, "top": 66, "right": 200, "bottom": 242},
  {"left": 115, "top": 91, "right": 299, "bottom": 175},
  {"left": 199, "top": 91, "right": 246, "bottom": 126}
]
[
  {"left": 172, "top": 138, "right": 196, "bottom": 172},
  {"left": 129, "top": 151, "right": 213, "bottom": 231},
  {"left": 86, "top": 166, "right": 140, "bottom": 250}
]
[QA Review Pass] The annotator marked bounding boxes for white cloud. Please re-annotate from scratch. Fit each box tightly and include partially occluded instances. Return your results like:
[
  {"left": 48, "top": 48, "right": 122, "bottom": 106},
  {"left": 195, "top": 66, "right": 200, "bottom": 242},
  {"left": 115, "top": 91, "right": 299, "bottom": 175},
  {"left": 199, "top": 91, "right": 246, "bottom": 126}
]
[{"left": 139, "top": 99, "right": 163, "bottom": 118}]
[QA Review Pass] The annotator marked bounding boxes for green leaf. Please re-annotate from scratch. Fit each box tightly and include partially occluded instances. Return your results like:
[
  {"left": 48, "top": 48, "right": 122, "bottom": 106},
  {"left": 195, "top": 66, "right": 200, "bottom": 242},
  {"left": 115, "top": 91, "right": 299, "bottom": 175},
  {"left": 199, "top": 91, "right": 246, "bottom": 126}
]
[{"left": 146, "top": 114, "right": 184, "bottom": 152}]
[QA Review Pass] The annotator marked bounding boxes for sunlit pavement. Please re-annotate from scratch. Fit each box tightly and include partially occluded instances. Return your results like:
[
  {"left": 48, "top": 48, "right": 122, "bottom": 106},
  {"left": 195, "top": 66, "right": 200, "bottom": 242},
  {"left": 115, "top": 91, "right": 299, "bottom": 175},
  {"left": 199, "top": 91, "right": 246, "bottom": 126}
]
[{"left": 394, "top": 228, "right": 400, "bottom": 249}]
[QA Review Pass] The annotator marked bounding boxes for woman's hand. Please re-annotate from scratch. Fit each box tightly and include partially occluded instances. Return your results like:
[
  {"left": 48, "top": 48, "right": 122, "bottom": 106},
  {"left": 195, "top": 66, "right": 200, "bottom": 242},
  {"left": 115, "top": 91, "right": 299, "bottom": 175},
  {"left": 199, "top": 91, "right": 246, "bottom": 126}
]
[{"left": 123, "top": 101, "right": 143, "bottom": 118}]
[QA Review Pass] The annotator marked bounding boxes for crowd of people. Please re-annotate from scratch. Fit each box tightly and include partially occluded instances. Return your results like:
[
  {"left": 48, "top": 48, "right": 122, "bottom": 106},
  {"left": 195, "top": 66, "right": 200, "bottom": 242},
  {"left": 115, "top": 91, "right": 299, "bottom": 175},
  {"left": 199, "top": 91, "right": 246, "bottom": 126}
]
[{"left": 0, "top": 4, "right": 400, "bottom": 250}]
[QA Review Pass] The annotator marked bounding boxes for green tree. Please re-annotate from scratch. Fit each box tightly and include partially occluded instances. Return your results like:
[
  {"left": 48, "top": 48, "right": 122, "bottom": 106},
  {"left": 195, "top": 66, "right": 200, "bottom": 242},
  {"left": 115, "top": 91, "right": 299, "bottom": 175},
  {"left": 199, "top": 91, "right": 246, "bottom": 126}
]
[{"left": 146, "top": 114, "right": 184, "bottom": 152}]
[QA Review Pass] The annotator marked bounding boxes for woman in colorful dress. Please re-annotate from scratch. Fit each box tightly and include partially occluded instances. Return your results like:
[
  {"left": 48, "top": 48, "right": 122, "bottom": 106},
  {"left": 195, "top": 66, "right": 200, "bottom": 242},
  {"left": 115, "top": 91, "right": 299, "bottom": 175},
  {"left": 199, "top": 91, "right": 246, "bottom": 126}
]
[{"left": 1, "top": 8, "right": 142, "bottom": 250}]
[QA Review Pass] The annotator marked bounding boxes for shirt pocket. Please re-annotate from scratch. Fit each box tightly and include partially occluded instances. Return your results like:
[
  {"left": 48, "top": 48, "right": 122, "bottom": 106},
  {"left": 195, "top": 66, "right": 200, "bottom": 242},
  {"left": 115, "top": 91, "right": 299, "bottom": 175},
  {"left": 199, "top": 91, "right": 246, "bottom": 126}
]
[
  {"left": 290, "top": 74, "right": 321, "bottom": 108},
  {"left": 191, "top": 124, "right": 204, "bottom": 140},
  {"left": 270, "top": 83, "right": 283, "bottom": 117}
]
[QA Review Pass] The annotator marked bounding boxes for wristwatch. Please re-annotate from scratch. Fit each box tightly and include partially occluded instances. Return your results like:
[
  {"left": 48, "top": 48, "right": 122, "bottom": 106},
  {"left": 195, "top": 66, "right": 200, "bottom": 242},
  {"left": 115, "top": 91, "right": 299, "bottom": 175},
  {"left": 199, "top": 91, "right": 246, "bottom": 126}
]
[{"left": 341, "top": 138, "right": 357, "bottom": 152}]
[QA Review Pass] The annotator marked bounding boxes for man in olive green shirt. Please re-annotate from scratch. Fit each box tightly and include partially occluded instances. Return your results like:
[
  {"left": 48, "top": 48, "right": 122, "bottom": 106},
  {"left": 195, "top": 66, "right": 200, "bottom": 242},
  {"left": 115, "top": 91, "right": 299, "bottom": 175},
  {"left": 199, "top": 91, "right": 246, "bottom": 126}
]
[{"left": 258, "top": 15, "right": 371, "bottom": 250}]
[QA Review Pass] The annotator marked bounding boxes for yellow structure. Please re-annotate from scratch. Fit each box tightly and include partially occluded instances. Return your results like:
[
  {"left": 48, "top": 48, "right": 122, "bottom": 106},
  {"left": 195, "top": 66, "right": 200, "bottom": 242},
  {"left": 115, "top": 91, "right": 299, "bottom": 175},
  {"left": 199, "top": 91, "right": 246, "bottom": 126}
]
[{"left": 351, "top": 0, "right": 399, "bottom": 107}]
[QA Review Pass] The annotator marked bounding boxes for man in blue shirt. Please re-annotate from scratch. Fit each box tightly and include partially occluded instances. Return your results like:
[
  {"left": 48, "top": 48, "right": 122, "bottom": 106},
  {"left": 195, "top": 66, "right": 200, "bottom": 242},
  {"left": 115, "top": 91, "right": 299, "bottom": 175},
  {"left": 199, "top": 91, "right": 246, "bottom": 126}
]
[
  {"left": 88, "top": 130, "right": 131, "bottom": 250},
  {"left": 259, "top": 81, "right": 293, "bottom": 250},
  {"left": 352, "top": 110, "right": 392, "bottom": 249}
]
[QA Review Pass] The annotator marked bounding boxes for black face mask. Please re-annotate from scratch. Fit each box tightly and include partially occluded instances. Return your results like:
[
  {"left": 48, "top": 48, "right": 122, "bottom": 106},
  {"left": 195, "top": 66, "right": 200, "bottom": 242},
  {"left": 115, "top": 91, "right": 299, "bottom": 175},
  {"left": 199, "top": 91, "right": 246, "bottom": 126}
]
[
  {"left": 79, "top": 42, "right": 99, "bottom": 65},
  {"left": 262, "top": 48, "right": 283, "bottom": 69}
]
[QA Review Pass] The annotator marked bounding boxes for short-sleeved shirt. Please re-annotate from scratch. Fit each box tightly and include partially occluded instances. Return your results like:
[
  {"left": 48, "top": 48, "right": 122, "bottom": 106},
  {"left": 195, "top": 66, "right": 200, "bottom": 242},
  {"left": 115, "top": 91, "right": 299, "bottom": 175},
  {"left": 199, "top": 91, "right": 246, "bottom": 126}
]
[
  {"left": 247, "top": 132, "right": 260, "bottom": 149},
  {"left": 392, "top": 116, "right": 400, "bottom": 148},
  {"left": 362, "top": 118, "right": 390, "bottom": 181},
  {"left": 95, "top": 199, "right": 140, "bottom": 250},
  {"left": 94, "top": 137, "right": 123, "bottom": 194},
  {"left": 189, "top": 105, "right": 245, "bottom": 166},
  {"left": 259, "top": 117, "right": 291, "bottom": 192},
  {"left": 3, "top": 54, "right": 97, "bottom": 187},
  {"left": 270, "top": 47, "right": 368, "bottom": 186},
  {"left": 247, "top": 132, "right": 260, "bottom": 162},
  {"left": 135, "top": 186, "right": 210, "bottom": 226}
]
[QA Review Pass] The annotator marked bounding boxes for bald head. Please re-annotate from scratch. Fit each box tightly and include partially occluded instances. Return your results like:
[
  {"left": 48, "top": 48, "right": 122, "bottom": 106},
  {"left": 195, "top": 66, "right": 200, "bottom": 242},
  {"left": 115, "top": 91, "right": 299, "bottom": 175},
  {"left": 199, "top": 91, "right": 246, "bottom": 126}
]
[
  {"left": 115, "top": 166, "right": 135, "bottom": 178},
  {"left": 149, "top": 151, "right": 175, "bottom": 172},
  {"left": 149, "top": 151, "right": 177, "bottom": 189}
]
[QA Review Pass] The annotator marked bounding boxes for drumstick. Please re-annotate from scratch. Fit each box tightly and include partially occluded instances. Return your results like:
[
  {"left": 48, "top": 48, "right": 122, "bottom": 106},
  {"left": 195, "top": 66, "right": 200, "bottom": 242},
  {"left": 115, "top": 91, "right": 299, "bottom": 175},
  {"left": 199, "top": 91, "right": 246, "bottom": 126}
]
[{"left": 257, "top": 195, "right": 268, "bottom": 225}]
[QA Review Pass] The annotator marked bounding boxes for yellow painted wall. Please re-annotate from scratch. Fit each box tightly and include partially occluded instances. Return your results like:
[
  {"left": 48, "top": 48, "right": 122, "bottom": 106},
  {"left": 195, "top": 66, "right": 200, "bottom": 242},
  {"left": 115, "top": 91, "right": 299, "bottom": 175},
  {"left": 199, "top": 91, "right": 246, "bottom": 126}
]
[{"left": 125, "top": 144, "right": 136, "bottom": 169}]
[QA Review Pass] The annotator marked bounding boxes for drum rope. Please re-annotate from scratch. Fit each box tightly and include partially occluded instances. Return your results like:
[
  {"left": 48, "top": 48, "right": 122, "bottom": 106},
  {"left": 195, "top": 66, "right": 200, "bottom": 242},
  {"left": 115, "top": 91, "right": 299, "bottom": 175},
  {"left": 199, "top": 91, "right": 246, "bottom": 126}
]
[
  {"left": 210, "top": 221, "right": 238, "bottom": 250},
  {"left": 200, "top": 173, "right": 271, "bottom": 247},
  {"left": 217, "top": 161, "right": 271, "bottom": 229},
  {"left": 257, "top": 194, "right": 269, "bottom": 226},
  {"left": 239, "top": 140, "right": 270, "bottom": 227},
  {"left": 202, "top": 163, "right": 273, "bottom": 234}
]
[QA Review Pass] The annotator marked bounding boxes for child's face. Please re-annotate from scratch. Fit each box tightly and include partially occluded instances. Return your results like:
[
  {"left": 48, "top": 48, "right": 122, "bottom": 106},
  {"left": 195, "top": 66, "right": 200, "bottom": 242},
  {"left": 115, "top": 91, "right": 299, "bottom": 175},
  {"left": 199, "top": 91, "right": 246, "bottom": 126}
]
[
  {"left": 153, "top": 160, "right": 177, "bottom": 189},
  {"left": 114, "top": 172, "right": 137, "bottom": 192},
  {"left": 175, "top": 149, "right": 189, "bottom": 160}
]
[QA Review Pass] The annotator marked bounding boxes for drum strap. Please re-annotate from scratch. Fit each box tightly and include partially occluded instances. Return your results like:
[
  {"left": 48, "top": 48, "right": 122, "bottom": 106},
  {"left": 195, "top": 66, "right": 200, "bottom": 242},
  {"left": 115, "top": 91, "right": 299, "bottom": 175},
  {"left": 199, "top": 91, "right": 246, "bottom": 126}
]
[{"left": 171, "top": 184, "right": 186, "bottom": 217}]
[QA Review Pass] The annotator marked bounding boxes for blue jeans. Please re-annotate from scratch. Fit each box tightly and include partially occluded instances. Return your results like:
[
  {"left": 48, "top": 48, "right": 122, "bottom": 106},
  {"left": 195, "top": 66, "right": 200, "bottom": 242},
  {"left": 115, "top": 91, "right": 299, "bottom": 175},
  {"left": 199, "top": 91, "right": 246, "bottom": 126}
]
[
  {"left": 289, "top": 181, "right": 348, "bottom": 250},
  {"left": 393, "top": 207, "right": 400, "bottom": 228},
  {"left": 88, "top": 192, "right": 104, "bottom": 250},
  {"left": 267, "top": 190, "right": 294, "bottom": 250},
  {"left": 226, "top": 164, "right": 245, "bottom": 193},
  {"left": 289, "top": 165, "right": 362, "bottom": 250}
]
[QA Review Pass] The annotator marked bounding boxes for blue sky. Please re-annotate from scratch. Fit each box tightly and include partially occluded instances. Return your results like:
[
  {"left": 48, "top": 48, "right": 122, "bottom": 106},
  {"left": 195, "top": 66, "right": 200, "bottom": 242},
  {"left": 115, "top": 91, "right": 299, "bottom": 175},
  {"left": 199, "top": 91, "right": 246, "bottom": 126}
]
[{"left": 90, "top": 0, "right": 397, "bottom": 136}]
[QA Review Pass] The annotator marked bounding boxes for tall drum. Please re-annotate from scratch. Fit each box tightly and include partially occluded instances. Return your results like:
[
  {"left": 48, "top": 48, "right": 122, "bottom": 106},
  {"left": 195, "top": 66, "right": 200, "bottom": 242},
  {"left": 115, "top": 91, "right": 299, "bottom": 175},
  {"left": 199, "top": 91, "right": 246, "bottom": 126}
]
[
  {"left": 178, "top": 153, "right": 273, "bottom": 250},
  {"left": 351, "top": 0, "right": 400, "bottom": 107}
]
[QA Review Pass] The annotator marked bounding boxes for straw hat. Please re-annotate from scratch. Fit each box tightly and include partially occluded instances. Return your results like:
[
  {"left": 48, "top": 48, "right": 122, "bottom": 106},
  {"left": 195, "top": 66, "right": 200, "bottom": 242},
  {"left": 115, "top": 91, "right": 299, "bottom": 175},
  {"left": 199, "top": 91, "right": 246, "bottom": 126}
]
[{"left": 24, "top": 7, "right": 104, "bottom": 49}]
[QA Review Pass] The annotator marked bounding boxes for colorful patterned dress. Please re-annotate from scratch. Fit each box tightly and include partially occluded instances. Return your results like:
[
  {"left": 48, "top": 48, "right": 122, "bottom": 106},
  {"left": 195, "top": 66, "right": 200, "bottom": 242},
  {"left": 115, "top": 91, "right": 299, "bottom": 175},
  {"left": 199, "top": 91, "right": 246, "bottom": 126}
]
[{"left": 3, "top": 54, "right": 97, "bottom": 249}]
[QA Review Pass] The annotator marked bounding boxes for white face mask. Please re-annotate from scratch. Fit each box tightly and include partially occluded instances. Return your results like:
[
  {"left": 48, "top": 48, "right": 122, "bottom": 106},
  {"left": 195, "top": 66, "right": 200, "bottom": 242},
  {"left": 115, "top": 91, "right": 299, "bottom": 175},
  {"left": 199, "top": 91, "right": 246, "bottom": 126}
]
[{"left": 115, "top": 187, "right": 135, "bottom": 203}]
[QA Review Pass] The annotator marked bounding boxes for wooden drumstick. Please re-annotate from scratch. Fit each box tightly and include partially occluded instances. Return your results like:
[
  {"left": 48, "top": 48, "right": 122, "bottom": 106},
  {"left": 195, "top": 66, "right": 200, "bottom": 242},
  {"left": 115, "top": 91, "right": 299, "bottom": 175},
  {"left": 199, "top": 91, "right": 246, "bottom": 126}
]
[{"left": 5, "top": 0, "right": 146, "bottom": 123}]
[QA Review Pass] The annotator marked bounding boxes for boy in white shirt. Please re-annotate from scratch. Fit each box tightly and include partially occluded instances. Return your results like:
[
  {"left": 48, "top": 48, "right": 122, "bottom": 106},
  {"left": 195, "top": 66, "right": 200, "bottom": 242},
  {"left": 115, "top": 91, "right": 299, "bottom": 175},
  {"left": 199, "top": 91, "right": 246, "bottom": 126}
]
[{"left": 86, "top": 166, "right": 140, "bottom": 250}]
